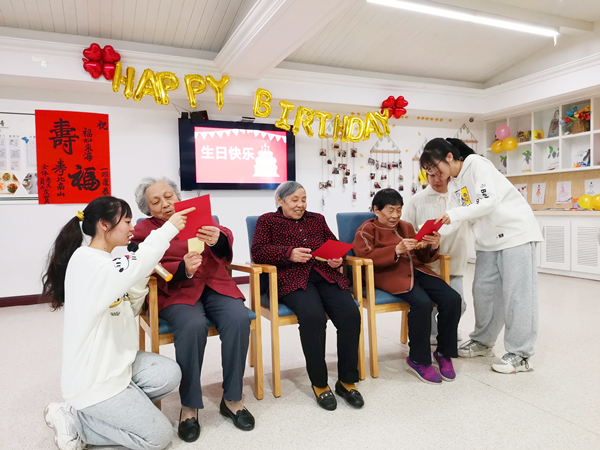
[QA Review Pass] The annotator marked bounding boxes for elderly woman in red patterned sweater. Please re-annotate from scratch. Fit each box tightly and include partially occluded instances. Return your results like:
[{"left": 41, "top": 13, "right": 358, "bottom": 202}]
[{"left": 251, "top": 181, "right": 363, "bottom": 411}]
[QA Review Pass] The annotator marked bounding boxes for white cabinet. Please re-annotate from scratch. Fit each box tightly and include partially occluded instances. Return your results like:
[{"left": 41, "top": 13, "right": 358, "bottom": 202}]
[
  {"left": 539, "top": 217, "right": 571, "bottom": 271},
  {"left": 571, "top": 218, "right": 600, "bottom": 274}
]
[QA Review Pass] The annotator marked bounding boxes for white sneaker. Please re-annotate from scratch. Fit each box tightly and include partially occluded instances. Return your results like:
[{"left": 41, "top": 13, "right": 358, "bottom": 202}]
[
  {"left": 430, "top": 335, "right": 438, "bottom": 346},
  {"left": 492, "top": 353, "right": 532, "bottom": 374},
  {"left": 458, "top": 339, "right": 494, "bottom": 358},
  {"left": 43, "top": 402, "right": 87, "bottom": 450},
  {"left": 457, "top": 329, "right": 463, "bottom": 341}
]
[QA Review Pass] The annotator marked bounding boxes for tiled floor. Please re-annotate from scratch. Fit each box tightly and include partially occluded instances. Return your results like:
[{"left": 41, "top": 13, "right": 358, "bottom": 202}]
[{"left": 2, "top": 264, "right": 599, "bottom": 449}]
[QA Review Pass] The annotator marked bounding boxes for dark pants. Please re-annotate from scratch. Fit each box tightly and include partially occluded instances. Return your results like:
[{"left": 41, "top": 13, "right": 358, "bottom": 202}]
[
  {"left": 279, "top": 270, "right": 361, "bottom": 388},
  {"left": 159, "top": 287, "right": 250, "bottom": 409},
  {"left": 399, "top": 270, "right": 461, "bottom": 365}
]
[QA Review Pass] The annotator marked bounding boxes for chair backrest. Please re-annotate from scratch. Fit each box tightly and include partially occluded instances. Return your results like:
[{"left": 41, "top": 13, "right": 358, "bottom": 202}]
[
  {"left": 246, "top": 216, "right": 259, "bottom": 248},
  {"left": 336, "top": 212, "right": 376, "bottom": 256}
]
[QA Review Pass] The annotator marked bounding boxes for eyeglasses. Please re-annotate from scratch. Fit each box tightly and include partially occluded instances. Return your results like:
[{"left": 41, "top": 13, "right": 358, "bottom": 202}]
[{"left": 424, "top": 162, "right": 441, "bottom": 176}]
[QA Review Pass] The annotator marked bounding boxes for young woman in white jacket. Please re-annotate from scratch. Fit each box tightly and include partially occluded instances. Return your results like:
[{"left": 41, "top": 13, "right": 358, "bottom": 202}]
[
  {"left": 41, "top": 196, "right": 193, "bottom": 450},
  {"left": 420, "top": 138, "right": 543, "bottom": 374}
]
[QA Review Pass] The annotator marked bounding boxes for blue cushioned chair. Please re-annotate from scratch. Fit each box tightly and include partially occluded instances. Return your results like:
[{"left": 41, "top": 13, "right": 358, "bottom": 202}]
[
  {"left": 336, "top": 212, "right": 450, "bottom": 378},
  {"left": 137, "top": 216, "right": 264, "bottom": 402},
  {"left": 246, "top": 215, "right": 365, "bottom": 398}
]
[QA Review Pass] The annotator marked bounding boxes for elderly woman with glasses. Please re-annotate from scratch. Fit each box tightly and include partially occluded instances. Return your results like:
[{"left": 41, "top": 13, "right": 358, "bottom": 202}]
[
  {"left": 251, "top": 181, "right": 364, "bottom": 411},
  {"left": 132, "top": 177, "right": 255, "bottom": 443}
]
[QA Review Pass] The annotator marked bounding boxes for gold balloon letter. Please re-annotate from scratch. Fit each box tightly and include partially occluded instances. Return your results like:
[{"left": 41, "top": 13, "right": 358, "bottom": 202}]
[
  {"left": 332, "top": 114, "right": 349, "bottom": 143},
  {"left": 184, "top": 75, "right": 206, "bottom": 109},
  {"left": 156, "top": 72, "right": 180, "bottom": 106},
  {"left": 253, "top": 88, "right": 272, "bottom": 118},
  {"left": 363, "top": 112, "right": 384, "bottom": 140},
  {"left": 292, "top": 106, "right": 315, "bottom": 137},
  {"left": 275, "top": 100, "right": 296, "bottom": 131},
  {"left": 344, "top": 116, "right": 366, "bottom": 143},
  {"left": 313, "top": 110, "right": 332, "bottom": 139},
  {"left": 373, "top": 110, "right": 391, "bottom": 137},
  {"left": 112, "top": 62, "right": 135, "bottom": 100},
  {"left": 206, "top": 75, "right": 230, "bottom": 111},
  {"left": 133, "top": 69, "right": 162, "bottom": 105}
]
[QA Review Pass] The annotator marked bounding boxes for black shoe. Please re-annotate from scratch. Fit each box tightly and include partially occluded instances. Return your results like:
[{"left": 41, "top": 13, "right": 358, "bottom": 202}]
[
  {"left": 219, "top": 398, "right": 255, "bottom": 431},
  {"left": 313, "top": 386, "right": 337, "bottom": 411},
  {"left": 334, "top": 380, "right": 364, "bottom": 408},
  {"left": 178, "top": 409, "right": 200, "bottom": 443}
]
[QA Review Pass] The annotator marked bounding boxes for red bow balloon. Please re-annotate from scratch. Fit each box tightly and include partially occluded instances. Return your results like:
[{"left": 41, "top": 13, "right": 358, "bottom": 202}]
[
  {"left": 381, "top": 96, "right": 409, "bottom": 119},
  {"left": 82, "top": 43, "right": 121, "bottom": 80}
]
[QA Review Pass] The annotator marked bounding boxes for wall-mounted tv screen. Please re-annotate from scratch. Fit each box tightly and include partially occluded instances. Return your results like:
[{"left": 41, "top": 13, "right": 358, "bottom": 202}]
[{"left": 179, "top": 118, "right": 296, "bottom": 190}]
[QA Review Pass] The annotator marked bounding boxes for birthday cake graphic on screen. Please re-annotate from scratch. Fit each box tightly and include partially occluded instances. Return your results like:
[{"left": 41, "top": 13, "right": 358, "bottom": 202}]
[{"left": 253, "top": 143, "right": 279, "bottom": 177}]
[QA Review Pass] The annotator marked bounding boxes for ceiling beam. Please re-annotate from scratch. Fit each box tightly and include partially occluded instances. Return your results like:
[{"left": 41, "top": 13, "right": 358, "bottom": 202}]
[
  {"left": 214, "top": 0, "right": 346, "bottom": 79},
  {"left": 433, "top": 0, "right": 593, "bottom": 35}
]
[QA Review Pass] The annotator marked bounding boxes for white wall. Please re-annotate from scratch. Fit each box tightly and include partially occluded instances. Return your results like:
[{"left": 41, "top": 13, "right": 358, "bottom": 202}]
[{"left": 0, "top": 96, "right": 473, "bottom": 297}]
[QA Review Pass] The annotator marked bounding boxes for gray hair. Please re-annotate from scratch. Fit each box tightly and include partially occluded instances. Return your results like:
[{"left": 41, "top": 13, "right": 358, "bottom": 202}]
[
  {"left": 134, "top": 176, "right": 181, "bottom": 216},
  {"left": 275, "top": 181, "right": 304, "bottom": 207}
]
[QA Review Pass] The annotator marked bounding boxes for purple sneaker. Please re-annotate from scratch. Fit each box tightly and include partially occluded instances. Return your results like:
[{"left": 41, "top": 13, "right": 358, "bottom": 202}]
[
  {"left": 406, "top": 357, "right": 442, "bottom": 384},
  {"left": 434, "top": 351, "right": 456, "bottom": 381}
]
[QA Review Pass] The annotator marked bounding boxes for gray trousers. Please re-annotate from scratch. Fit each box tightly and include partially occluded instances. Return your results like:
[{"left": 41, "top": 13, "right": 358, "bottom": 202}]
[
  {"left": 159, "top": 287, "right": 250, "bottom": 409},
  {"left": 431, "top": 275, "right": 466, "bottom": 335},
  {"left": 74, "top": 351, "right": 182, "bottom": 450},
  {"left": 470, "top": 242, "right": 539, "bottom": 358}
]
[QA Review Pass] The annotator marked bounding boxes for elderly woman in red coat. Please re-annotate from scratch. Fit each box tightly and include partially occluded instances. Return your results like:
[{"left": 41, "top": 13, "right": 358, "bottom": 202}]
[
  {"left": 353, "top": 188, "right": 461, "bottom": 385},
  {"left": 251, "top": 181, "right": 363, "bottom": 411},
  {"left": 132, "top": 177, "right": 254, "bottom": 443}
]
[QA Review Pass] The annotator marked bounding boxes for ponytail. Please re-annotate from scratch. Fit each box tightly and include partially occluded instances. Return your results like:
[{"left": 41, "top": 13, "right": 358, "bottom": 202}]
[
  {"left": 41, "top": 196, "right": 132, "bottom": 309},
  {"left": 420, "top": 137, "right": 475, "bottom": 170}
]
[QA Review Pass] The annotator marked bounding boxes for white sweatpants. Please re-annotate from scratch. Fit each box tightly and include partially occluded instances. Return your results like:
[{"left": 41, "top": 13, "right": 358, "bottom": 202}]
[{"left": 470, "top": 242, "right": 539, "bottom": 358}]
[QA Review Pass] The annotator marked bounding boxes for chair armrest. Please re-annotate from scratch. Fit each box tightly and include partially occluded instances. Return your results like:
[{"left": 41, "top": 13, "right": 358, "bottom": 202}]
[
  {"left": 344, "top": 256, "right": 363, "bottom": 267},
  {"left": 353, "top": 257, "right": 373, "bottom": 265},
  {"left": 439, "top": 254, "right": 451, "bottom": 285},
  {"left": 227, "top": 263, "right": 262, "bottom": 275},
  {"left": 247, "top": 262, "right": 277, "bottom": 273}
]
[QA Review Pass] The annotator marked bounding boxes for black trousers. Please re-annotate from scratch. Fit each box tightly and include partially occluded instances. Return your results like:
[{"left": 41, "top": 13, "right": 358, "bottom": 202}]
[
  {"left": 159, "top": 287, "right": 250, "bottom": 409},
  {"left": 399, "top": 270, "right": 461, "bottom": 365},
  {"left": 279, "top": 270, "right": 361, "bottom": 388}
]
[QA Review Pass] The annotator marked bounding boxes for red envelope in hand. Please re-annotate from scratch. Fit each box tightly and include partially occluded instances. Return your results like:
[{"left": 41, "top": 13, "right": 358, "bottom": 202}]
[
  {"left": 311, "top": 240, "right": 354, "bottom": 261},
  {"left": 414, "top": 219, "right": 443, "bottom": 242},
  {"left": 174, "top": 194, "right": 212, "bottom": 240}
]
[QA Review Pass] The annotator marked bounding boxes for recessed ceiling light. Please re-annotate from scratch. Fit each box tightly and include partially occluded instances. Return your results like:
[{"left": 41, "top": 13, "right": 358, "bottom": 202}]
[{"left": 367, "top": 0, "right": 559, "bottom": 37}]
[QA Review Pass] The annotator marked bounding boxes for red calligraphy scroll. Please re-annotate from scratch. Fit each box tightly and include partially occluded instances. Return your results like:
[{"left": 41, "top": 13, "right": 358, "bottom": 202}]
[{"left": 35, "top": 110, "right": 111, "bottom": 204}]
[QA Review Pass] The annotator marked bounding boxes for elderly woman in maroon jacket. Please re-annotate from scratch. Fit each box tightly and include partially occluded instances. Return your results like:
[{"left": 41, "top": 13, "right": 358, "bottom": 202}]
[
  {"left": 353, "top": 188, "right": 461, "bottom": 385},
  {"left": 132, "top": 177, "right": 254, "bottom": 443},
  {"left": 251, "top": 181, "right": 363, "bottom": 411}
]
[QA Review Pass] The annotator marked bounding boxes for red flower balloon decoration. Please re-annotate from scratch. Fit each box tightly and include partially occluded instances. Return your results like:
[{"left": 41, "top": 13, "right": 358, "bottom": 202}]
[
  {"left": 82, "top": 44, "right": 121, "bottom": 80},
  {"left": 381, "top": 96, "right": 409, "bottom": 119}
]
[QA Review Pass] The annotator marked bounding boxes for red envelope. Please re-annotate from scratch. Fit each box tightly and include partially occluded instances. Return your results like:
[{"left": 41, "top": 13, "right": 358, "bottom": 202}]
[
  {"left": 414, "top": 219, "right": 443, "bottom": 242},
  {"left": 174, "top": 194, "right": 213, "bottom": 240},
  {"left": 311, "top": 240, "right": 354, "bottom": 260}
]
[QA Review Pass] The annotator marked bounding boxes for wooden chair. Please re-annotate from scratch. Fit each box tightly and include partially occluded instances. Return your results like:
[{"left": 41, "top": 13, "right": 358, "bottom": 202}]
[
  {"left": 137, "top": 217, "right": 264, "bottom": 405},
  {"left": 246, "top": 215, "right": 366, "bottom": 398},
  {"left": 336, "top": 212, "right": 450, "bottom": 379}
]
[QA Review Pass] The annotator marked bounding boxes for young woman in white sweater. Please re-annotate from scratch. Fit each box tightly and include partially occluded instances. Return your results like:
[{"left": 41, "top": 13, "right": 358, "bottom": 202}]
[
  {"left": 41, "top": 196, "right": 193, "bottom": 450},
  {"left": 420, "top": 138, "right": 543, "bottom": 374}
]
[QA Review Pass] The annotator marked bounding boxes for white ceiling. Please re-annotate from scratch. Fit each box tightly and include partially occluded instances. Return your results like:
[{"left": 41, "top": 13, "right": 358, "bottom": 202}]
[{"left": 0, "top": 0, "right": 599, "bottom": 85}]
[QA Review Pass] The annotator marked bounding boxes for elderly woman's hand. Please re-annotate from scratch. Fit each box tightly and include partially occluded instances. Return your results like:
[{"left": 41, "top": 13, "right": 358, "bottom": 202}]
[
  {"left": 196, "top": 225, "right": 221, "bottom": 245},
  {"left": 183, "top": 252, "right": 203, "bottom": 277},
  {"left": 290, "top": 248, "right": 312, "bottom": 263},
  {"left": 421, "top": 231, "right": 441, "bottom": 250},
  {"left": 168, "top": 207, "right": 195, "bottom": 231},
  {"left": 395, "top": 238, "right": 418, "bottom": 255},
  {"left": 328, "top": 258, "right": 343, "bottom": 269}
]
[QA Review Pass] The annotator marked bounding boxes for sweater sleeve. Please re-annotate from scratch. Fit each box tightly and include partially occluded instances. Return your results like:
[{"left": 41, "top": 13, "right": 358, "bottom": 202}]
[
  {"left": 251, "top": 215, "right": 293, "bottom": 266},
  {"left": 94, "top": 221, "right": 178, "bottom": 315},
  {"left": 127, "top": 277, "right": 150, "bottom": 316},
  {"left": 446, "top": 159, "right": 501, "bottom": 224}
]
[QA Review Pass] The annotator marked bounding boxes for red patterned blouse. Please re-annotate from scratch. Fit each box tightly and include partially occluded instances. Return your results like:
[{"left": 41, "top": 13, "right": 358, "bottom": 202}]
[{"left": 251, "top": 208, "right": 350, "bottom": 297}]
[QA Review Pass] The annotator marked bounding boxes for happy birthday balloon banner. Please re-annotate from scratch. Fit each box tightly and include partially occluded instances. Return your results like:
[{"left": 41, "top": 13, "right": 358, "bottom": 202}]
[
  {"left": 253, "top": 88, "right": 391, "bottom": 142},
  {"left": 110, "top": 61, "right": 230, "bottom": 110}
]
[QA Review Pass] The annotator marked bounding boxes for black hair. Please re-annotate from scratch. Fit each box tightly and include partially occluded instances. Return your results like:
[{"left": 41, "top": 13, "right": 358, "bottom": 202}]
[
  {"left": 420, "top": 137, "right": 475, "bottom": 170},
  {"left": 372, "top": 188, "right": 403, "bottom": 211},
  {"left": 41, "top": 196, "right": 132, "bottom": 310}
]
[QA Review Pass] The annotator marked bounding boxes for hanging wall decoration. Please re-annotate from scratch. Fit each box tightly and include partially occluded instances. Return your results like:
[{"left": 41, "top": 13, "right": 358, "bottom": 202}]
[
  {"left": 82, "top": 44, "right": 121, "bottom": 80},
  {"left": 369, "top": 135, "right": 402, "bottom": 196},
  {"left": 412, "top": 139, "right": 428, "bottom": 194}
]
